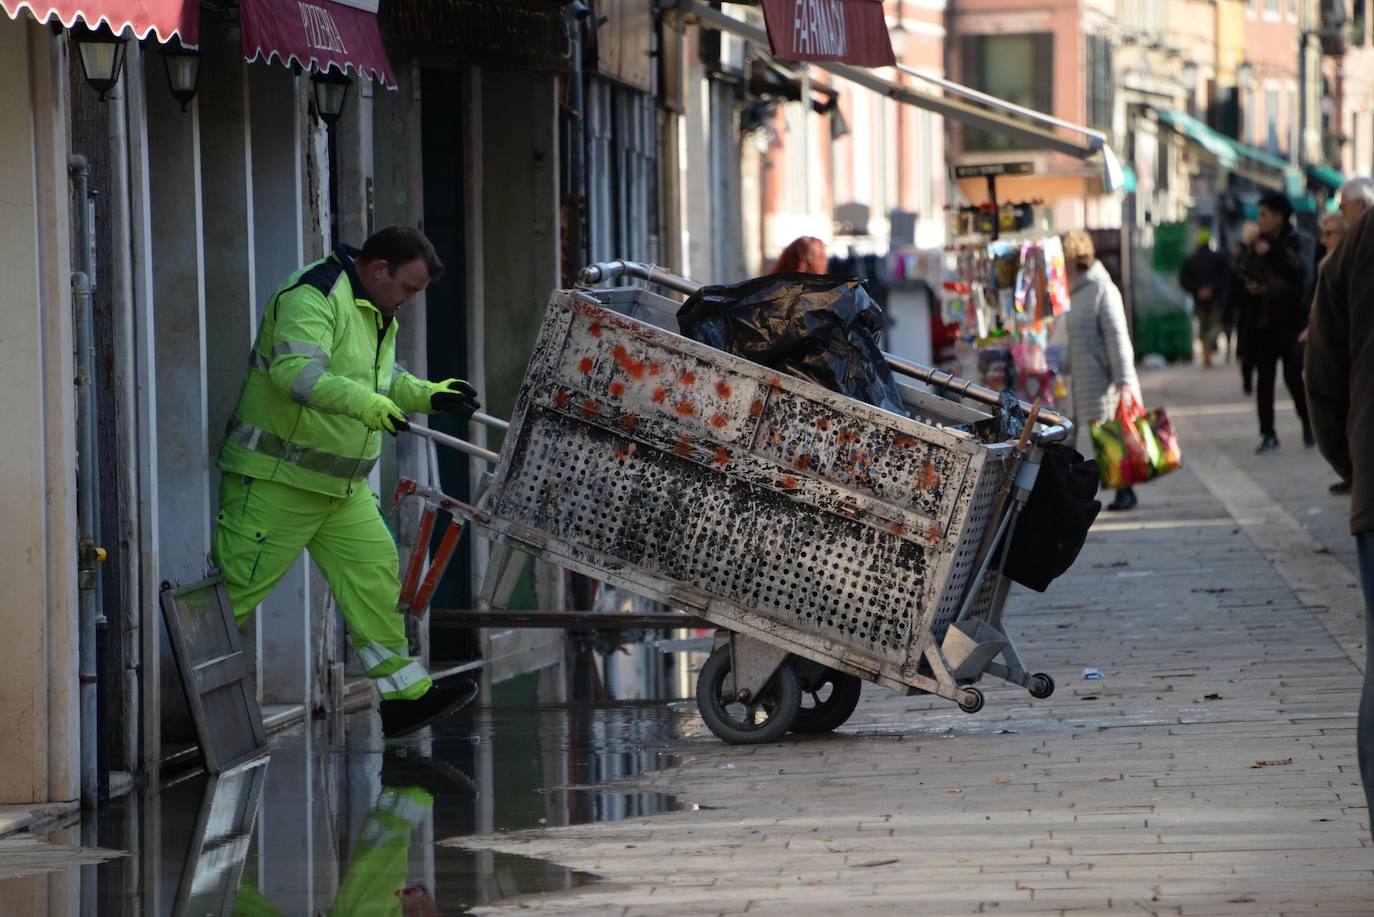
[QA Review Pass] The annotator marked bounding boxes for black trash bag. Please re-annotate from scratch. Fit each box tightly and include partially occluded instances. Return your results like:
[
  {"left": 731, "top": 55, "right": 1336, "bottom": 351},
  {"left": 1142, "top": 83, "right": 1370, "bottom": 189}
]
[
  {"left": 676, "top": 273, "right": 910, "bottom": 416},
  {"left": 994, "top": 443, "right": 1101, "bottom": 593}
]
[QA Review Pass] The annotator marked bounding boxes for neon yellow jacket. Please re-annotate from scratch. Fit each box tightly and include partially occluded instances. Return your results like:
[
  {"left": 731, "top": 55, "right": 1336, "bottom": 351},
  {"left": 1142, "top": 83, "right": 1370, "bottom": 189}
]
[{"left": 218, "top": 245, "right": 438, "bottom": 496}]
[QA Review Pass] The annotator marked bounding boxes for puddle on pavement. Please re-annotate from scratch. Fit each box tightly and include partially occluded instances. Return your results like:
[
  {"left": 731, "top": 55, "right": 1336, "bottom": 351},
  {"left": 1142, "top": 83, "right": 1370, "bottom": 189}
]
[{"left": 0, "top": 635, "right": 708, "bottom": 915}]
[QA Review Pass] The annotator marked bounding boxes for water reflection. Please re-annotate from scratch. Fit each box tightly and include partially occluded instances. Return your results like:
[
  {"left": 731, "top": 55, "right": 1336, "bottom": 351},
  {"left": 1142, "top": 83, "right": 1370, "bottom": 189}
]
[{"left": 0, "top": 635, "right": 704, "bottom": 915}]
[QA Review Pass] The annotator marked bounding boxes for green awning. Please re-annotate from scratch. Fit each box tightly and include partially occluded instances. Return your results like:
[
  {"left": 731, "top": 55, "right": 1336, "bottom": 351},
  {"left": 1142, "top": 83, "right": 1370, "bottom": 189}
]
[
  {"left": 1305, "top": 162, "right": 1344, "bottom": 191},
  {"left": 1146, "top": 106, "right": 1305, "bottom": 199}
]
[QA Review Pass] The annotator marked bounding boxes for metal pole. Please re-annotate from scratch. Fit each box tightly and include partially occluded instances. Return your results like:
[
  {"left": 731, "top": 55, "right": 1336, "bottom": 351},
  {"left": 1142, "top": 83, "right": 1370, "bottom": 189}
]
[
  {"left": 407, "top": 424, "right": 501, "bottom": 465},
  {"left": 70, "top": 153, "right": 105, "bottom": 810}
]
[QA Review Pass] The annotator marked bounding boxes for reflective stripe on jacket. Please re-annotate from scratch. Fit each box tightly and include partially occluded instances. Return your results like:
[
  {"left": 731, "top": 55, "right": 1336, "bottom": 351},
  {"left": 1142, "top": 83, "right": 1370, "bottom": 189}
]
[{"left": 218, "top": 244, "right": 435, "bottom": 496}]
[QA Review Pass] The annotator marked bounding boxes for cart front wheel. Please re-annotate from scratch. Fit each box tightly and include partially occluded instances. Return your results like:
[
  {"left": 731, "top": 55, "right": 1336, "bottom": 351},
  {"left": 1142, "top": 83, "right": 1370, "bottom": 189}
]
[
  {"left": 696, "top": 646, "right": 801, "bottom": 745},
  {"left": 792, "top": 668, "right": 863, "bottom": 734},
  {"left": 957, "top": 687, "right": 984, "bottom": 714},
  {"left": 1028, "top": 673, "right": 1055, "bottom": 699}
]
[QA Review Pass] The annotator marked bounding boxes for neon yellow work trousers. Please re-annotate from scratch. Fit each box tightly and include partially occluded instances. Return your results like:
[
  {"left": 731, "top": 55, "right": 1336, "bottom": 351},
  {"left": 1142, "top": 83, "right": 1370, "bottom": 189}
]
[{"left": 213, "top": 474, "right": 432, "bottom": 701}]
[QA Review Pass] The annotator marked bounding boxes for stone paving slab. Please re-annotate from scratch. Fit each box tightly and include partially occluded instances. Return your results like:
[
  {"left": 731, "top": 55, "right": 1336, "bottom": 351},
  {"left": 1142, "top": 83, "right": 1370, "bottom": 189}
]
[{"left": 442, "top": 364, "right": 1374, "bottom": 915}]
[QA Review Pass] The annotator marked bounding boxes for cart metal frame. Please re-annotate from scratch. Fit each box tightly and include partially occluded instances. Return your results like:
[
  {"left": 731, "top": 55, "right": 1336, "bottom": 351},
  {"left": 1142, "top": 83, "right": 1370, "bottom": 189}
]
[{"left": 454, "top": 261, "right": 1070, "bottom": 739}]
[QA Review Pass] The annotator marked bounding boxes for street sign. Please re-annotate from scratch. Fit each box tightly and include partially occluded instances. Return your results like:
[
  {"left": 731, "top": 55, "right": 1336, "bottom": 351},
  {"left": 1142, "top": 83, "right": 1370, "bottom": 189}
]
[{"left": 951, "top": 162, "right": 1036, "bottom": 179}]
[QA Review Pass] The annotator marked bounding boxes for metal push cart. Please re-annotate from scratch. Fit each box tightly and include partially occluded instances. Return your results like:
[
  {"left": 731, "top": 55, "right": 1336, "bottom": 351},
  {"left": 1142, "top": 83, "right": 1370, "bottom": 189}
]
[{"left": 425, "top": 261, "right": 1073, "bottom": 745}]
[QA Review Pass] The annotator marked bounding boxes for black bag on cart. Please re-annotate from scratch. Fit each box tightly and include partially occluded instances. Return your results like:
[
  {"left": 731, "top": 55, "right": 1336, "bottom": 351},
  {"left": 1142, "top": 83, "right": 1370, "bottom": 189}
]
[
  {"left": 676, "top": 273, "right": 910, "bottom": 417},
  {"left": 996, "top": 443, "right": 1101, "bottom": 592}
]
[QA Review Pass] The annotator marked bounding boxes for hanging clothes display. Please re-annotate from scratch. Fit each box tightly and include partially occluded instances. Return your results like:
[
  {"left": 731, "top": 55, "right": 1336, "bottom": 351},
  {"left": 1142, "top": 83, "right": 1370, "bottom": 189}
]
[{"left": 940, "top": 230, "right": 1072, "bottom": 408}]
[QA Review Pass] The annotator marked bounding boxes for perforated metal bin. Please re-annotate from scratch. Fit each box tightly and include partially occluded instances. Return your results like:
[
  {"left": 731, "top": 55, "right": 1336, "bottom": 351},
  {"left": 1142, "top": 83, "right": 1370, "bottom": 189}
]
[{"left": 476, "top": 262, "right": 1068, "bottom": 744}]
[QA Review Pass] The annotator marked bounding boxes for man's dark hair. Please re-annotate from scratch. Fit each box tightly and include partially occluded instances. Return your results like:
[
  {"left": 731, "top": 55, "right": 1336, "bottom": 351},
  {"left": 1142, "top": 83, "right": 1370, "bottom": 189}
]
[
  {"left": 360, "top": 226, "right": 445, "bottom": 281},
  {"left": 1258, "top": 192, "right": 1294, "bottom": 222}
]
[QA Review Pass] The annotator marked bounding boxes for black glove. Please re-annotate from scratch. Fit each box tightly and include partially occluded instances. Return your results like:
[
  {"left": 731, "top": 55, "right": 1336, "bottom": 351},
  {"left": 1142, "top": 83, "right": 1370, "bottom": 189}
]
[{"left": 430, "top": 378, "right": 481, "bottom": 421}]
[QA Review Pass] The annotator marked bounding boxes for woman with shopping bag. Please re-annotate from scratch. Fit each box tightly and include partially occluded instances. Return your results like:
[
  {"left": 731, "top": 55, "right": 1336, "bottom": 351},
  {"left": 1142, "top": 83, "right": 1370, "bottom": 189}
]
[{"left": 1062, "top": 230, "right": 1143, "bottom": 511}]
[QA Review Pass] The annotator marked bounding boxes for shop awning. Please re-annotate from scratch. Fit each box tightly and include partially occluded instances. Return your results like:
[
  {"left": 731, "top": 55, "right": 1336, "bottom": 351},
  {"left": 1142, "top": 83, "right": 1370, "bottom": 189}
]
[
  {"left": 683, "top": 0, "right": 1110, "bottom": 164},
  {"left": 0, "top": 0, "right": 196, "bottom": 43},
  {"left": 239, "top": 0, "right": 393, "bottom": 88},
  {"left": 1305, "top": 162, "right": 1344, "bottom": 191},
  {"left": 758, "top": 0, "right": 894, "bottom": 67},
  {"left": 1145, "top": 106, "right": 1305, "bottom": 198}
]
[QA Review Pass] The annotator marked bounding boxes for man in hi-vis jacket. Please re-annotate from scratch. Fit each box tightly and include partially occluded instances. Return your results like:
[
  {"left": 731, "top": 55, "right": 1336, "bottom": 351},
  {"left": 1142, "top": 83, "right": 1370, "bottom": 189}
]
[{"left": 215, "top": 225, "right": 479, "bottom": 737}]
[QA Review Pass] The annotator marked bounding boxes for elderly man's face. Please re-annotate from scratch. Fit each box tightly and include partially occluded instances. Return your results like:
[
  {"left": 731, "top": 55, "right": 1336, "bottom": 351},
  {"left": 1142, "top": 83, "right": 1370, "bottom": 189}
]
[{"left": 1339, "top": 196, "right": 1367, "bottom": 225}]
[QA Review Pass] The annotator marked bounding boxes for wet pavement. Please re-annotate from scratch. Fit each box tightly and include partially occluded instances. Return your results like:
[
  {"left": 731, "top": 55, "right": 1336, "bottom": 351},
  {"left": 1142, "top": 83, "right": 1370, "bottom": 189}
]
[{"left": 0, "top": 639, "right": 708, "bottom": 915}]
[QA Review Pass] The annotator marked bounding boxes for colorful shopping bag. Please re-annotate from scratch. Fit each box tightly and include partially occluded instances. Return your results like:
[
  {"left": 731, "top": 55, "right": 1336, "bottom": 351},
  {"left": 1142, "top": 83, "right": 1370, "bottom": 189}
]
[
  {"left": 1143, "top": 407, "right": 1182, "bottom": 478},
  {"left": 1090, "top": 390, "right": 1153, "bottom": 489}
]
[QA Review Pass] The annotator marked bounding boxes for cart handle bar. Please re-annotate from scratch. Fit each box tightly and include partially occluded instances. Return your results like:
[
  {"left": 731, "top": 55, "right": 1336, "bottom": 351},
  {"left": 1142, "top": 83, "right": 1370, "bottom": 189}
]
[
  {"left": 407, "top": 424, "right": 501, "bottom": 464},
  {"left": 577, "top": 259, "right": 1073, "bottom": 445}
]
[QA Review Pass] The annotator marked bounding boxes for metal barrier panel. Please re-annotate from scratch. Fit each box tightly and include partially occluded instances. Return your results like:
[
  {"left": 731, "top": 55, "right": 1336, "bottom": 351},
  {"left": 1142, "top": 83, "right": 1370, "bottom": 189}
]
[
  {"left": 478, "top": 291, "right": 1016, "bottom": 684},
  {"left": 160, "top": 576, "right": 267, "bottom": 774}
]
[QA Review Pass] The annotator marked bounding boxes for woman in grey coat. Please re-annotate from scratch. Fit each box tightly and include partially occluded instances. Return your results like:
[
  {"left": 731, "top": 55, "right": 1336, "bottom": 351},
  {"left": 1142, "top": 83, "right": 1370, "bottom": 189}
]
[{"left": 1062, "top": 230, "right": 1142, "bottom": 511}]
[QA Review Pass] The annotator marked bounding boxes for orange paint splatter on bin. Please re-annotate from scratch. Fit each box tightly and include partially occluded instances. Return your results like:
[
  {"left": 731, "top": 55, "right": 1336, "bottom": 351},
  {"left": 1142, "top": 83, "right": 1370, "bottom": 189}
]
[
  {"left": 651, "top": 387, "right": 667, "bottom": 404},
  {"left": 577, "top": 356, "right": 594, "bottom": 374},
  {"left": 674, "top": 437, "right": 692, "bottom": 457},
  {"left": 710, "top": 412, "right": 728, "bottom": 430},
  {"left": 769, "top": 376, "right": 783, "bottom": 389},
  {"left": 680, "top": 370, "right": 696, "bottom": 386},
  {"left": 781, "top": 475, "right": 799, "bottom": 489},
  {"left": 837, "top": 430, "right": 860, "bottom": 445},
  {"left": 674, "top": 400, "right": 696, "bottom": 418},
  {"left": 889, "top": 523, "right": 906, "bottom": 538},
  {"left": 612, "top": 443, "right": 637, "bottom": 461},
  {"left": 749, "top": 400, "right": 764, "bottom": 417},
  {"left": 648, "top": 362, "right": 662, "bottom": 377},
  {"left": 895, "top": 435, "right": 917, "bottom": 449},
  {"left": 918, "top": 462, "right": 940, "bottom": 490},
  {"left": 589, "top": 322, "right": 603, "bottom": 337},
  {"left": 553, "top": 390, "right": 571, "bottom": 408},
  {"left": 608, "top": 380, "right": 626, "bottom": 398},
  {"left": 815, "top": 416, "right": 830, "bottom": 431},
  {"left": 612, "top": 345, "right": 645, "bottom": 379},
  {"left": 581, "top": 400, "right": 600, "bottom": 417},
  {"left": 924, "top": 524, "right": 943, "bottom": 545},
  {"left": 621, "top": 413, "right": 639, "bottom": 431},
  {"left": 715, "top": 380, "right": 732, "bottom": 399},
  {"left": 793, "top": 454, "right": 813, "bottom": 471},
  {"left": 713, "top": 447, "right": 730, "bottom": 467}
]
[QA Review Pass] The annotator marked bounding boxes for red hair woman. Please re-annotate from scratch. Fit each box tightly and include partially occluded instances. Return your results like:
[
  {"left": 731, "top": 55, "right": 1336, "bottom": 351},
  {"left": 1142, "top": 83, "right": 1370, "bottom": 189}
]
[{"left": 770, "top": 236, "right": 829, "bottom": 274}]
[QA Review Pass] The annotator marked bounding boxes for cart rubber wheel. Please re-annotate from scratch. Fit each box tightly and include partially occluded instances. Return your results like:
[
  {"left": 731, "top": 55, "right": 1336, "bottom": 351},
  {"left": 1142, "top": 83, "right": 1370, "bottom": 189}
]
[
  {"left": 1028, "top": 673, "right": 1055, "bottom": 699},
  {"left": 957, "top": 687, "right": 984, "bottom": 714},
  {"left": 791, "top": 669, "right": 863, "bottom": 734},
  {"left": 696, "top": 646, "right": 801, "bottom": 745}
]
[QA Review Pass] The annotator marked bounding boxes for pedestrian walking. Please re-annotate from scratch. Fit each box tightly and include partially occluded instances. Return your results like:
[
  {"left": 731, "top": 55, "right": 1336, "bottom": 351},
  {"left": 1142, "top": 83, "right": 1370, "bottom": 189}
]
[
  {"left": 770, "top": 235, "right": 829, "bottom": 274},
  {"left": 1233, "top": 193, "right": 1313, "bottom": 453},
  {"left": 213, "top": 226, "right": 481, "bottom": 738},
  {"left": 1305, "top": 207, "right": 1374, "bottom": 843},
  {"left": 1178, "top": 228, "right": 1231, "bottom": 368},
  {"left": 1062, "top": 230, "right": 1141, "bottom": 512}
]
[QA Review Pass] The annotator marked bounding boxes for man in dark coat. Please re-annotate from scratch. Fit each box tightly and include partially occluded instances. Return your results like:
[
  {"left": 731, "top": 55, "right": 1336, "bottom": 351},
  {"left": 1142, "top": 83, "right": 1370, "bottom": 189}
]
[
  {"left": 1235, "top": 193, "right": 1313, "bottom": 452},
  {"left": 1306, "top": 206, "right": 1374, "bottom": 843}
]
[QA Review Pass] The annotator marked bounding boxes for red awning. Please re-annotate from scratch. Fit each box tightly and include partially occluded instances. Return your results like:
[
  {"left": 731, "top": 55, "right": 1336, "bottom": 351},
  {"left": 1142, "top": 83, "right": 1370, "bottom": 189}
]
[
  {"left": 0, "top": 0, "right": 197, "bottom": 44},
  {"left": 759, "top": 0, "right": 894, "bottom": 68},
  {"left": 239, "top": 0, "right": 394, "bottom": 88}
]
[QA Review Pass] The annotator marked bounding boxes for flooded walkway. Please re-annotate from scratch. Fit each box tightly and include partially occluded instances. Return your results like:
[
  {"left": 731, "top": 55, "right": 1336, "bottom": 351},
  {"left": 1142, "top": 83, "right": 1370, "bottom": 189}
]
[{"left": 0, "top": 638, "right": 706, "bottom": 915}]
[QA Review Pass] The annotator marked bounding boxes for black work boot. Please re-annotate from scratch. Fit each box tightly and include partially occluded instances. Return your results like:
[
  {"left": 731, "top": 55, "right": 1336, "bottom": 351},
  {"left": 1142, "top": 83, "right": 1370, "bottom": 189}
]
[{"left": 380, "top": 678, "right": 478, "bottom": 738}]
